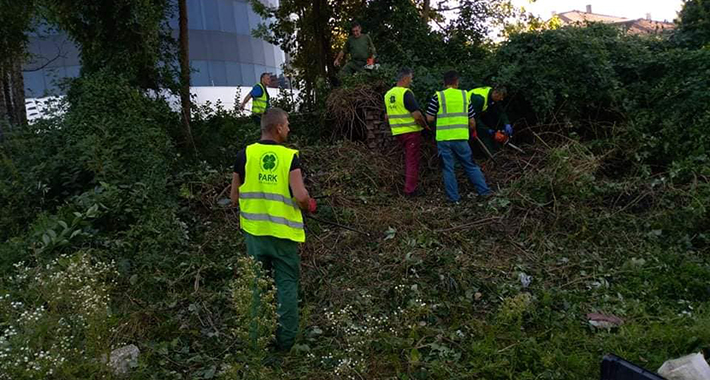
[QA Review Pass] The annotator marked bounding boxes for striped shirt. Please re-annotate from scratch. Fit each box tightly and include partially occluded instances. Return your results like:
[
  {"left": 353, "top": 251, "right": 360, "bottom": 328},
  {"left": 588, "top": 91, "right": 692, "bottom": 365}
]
[{"left": 426, "top": 93, "right": 476, "bottom": 118}]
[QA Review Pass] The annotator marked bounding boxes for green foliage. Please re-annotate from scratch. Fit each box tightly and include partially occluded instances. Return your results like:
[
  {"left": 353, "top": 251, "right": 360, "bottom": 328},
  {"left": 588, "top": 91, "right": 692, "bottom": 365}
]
[
  {"left": 40, "top": 0, "right": 177, "bottom": 89},
  {"left": 491, "top": 23, "right": 710, "bottom": 179},
  {"left": 0, "top": 0, "right": 34, "bottom": 61},
  {"left": 674, "top": 0, "right": 710, "bottom": 49},
  {"left": 63, "top": 70, "right": 175, "bottom": 196},
  {"left": 0, "top": 251, "right": 117, "bottom": 379},
  {"left": 220, "top": 256, "right": 278, "bottom": 379}
]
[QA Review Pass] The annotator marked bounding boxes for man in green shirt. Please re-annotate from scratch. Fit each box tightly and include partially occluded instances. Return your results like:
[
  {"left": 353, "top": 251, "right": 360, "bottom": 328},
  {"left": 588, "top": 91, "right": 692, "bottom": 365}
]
[{"left": 334, "top": 22, "right": 376, "bottom": 76}]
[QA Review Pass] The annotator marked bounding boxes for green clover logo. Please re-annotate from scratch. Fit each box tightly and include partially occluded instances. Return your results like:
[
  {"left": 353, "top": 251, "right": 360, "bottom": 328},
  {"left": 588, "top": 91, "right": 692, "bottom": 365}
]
[{"left": 260, "top": 152, "right": 278, "bottom": 171}]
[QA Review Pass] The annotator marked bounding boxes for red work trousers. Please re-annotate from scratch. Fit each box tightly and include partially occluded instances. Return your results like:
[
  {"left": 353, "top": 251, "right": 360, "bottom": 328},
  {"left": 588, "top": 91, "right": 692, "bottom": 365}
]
[{"left": 396, "top": 131, "right": 422, "bottom": 194}]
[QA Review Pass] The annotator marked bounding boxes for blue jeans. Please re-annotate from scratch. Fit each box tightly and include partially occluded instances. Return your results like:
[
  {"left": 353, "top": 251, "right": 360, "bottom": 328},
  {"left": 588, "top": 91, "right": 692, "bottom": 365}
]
[{"left": 437, "top": 140, "right": 492, "bottom": 202}]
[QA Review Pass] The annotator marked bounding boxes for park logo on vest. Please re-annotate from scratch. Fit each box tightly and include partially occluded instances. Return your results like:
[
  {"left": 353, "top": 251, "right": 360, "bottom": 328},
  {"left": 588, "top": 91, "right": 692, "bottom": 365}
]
[
  {"left": 389, "top": 95, "right": 396, "bottom": 104},
  {"left": 259, "top": 152, "right": 279, "bottom": 184}
]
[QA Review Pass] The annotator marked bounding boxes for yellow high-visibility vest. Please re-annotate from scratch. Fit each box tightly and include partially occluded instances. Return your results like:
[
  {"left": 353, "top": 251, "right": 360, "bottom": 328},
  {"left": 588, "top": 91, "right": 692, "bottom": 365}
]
[
  {"left": 435, "top": 88, "right": 470, "bottom": 141},
  {"left": 239, "top": 143, "right": 305, "bottom": 243},
  {"left": 468, "top": 86, "right": 491, "bottom": 112},
  {"left": 251, "top": 83, "right": 269, "bottom": 115},
  {"left": 384, "top": 87, "right": 422, "bottom": 136}
]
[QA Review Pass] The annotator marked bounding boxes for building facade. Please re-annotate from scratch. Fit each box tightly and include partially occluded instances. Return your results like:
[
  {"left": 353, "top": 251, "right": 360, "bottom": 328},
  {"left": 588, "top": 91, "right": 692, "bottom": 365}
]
[{"left": 22, "top": 0, "right": 285, "bottom": 98}]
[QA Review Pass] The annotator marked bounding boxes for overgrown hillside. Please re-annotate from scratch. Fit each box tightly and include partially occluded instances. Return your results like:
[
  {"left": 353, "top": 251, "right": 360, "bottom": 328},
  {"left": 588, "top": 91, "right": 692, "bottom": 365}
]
[{"left": 1, "top": 23, "right": 710, "bottom": 379}]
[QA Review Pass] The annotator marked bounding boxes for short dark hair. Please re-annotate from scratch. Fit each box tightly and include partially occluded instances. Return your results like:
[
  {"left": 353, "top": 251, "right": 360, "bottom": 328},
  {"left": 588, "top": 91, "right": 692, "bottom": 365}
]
[
  {"left": 260, "top": 72, "right": 270, "bottom": 81},
  {"left": 443, "top": 70, "right": 459, "bottom": 86},
  {"left": 396, "top": 67, "right": 413, "bottom": 82},
  {"left": 351, "top": 22, "right": 361, "bottom": 30},
  {"left": 492, "top": 85, "right": 508, "bottom": 97},
  {"left": 261, "top": 108, "right": 288, "bottom": 133}
]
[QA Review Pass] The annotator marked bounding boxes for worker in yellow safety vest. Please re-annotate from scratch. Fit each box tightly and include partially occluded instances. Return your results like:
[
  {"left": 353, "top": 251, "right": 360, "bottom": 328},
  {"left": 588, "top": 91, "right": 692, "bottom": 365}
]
[
  {"left": 240, "top": 72, "right": 271, "bottom": 125},
  {"left": 230, "top": 108, "right": 317, "bottom": 352},
  {"left": 468, "top": 85, "right": 511, "bottom": 157},
  {"left": 384, "top": 67, "right": 430, "bottom": 197},
  {"left": 425, "top": 70, "right": 493, "bottom": 203}
]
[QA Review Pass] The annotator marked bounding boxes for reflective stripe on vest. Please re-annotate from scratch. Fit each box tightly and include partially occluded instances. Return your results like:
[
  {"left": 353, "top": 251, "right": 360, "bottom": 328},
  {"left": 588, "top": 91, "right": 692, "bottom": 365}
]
[
  {"left": 252, "top": 83, "right": 269, "bottom": 115},
  {"left": 239, "top": 143, "right": 305, "bottom": 243},
  {"left": 468, "top": 87, "right": 491, "bottom": 112},
  {"left": 384, "top": 87, "right": 422, "bottom": 136},
  {"left": 435, "top": 88, "right": 470, "bottom": 142}
]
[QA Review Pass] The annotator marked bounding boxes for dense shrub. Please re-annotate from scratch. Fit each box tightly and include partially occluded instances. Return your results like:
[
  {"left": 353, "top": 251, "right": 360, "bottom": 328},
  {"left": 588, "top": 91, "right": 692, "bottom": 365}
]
[
  {"left": 63, "top": 71, "right": 176, "bottom": 193},
  {"left": 490, "top": 23, "right": 710, "bottom": 179}
]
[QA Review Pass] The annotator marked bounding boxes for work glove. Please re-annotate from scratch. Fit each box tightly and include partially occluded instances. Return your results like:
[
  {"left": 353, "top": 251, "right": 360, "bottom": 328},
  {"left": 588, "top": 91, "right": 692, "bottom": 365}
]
[
  {"left": 307, "top": 198, "right": 317, "bottom": 214},
  {"left": 504, "top": 124, "right": 513, "bottom": 137}
]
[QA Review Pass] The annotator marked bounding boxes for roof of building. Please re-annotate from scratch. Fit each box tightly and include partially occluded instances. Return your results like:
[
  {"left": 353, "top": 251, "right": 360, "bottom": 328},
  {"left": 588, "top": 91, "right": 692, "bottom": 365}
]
[
  {"left": 553, "top": 10, "right": 676, "bottom": 35},
  {"left": 557, "top": 10, "right": 629, "bottom": 24},
  {"left": 612, "top": 18, "right": 676, "bottom": 35}
]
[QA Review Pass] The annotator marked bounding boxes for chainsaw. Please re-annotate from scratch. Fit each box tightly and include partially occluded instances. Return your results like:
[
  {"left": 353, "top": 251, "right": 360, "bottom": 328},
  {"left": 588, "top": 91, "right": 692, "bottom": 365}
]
[{"left": 494, "top": 130, "right": 525, "bottom": 153}]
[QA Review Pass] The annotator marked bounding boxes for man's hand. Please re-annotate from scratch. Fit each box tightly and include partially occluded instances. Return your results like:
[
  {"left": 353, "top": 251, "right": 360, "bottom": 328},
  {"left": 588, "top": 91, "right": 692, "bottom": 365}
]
[
  {"left": 307, "top": 198, "right": 317, "bottom": 214},
  {"left": 504, "top": 124, "right": 514, "bottom": 136}
]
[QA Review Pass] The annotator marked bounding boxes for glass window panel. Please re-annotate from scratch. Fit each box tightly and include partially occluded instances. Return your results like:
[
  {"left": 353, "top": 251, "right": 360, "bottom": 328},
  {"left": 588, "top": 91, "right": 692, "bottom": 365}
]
[
  {"left": 250, "top": 38, "right": 265, "bottom": 64},
  {"left": 204, "top": 32, "right": 225, "bottom": 61},
  {"left": 247, "top": 8, "right": 260, "bottom": 31},
  {"left": 234, "top": 2, "right": 249, "bottom": 35},
  {"left": 168, "top": 5, "right": 178, "bottom": 29},
  {"left": 187, "top": 0, "right": 204, "bottom": 30},
  {"left": 191, "top": 60, "right": 210, "bottom": 86},
  {"left": 65, "top": 65, "right": 81, "bottom": 78},
  {"left": 44, "top": 67, "right": 66, "bottom": 95},
  {"left": 217, "top": 0, "right": 236, "bottom": 33},
  {"left": 225, "top": 62, "right": 242, "bottom": 86},
  {"left": 189, "top": 31, "right": 210, "bottom": 60},
  {"left": 202, "top": 0, "right": 220, "bottom": 31},
  {"left": 23, "top": 70, "right": 46, "bottom": 98},
  {"left": 236, "top": 35, "right": 253, "bottom": 63},
  {"left": 60, "top": 40, "right": 81, "bottom": 67},
  {"left": 221, "top": 33, "right": 239, "bottom": 61},
  {"left": 209, "top": 61, "right": 228, "bottom": 86},
  {"left": 263, "top": 42, "right": 276, "bottom": 67},
  {"left": 240, "top": 63, "right": 256, "bottom": 85}
]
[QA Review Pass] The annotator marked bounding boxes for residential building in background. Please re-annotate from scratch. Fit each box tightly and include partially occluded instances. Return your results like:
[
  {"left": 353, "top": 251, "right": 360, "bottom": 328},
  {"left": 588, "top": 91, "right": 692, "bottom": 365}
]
[{"left": 552, "top": 4, "right": 675, "bottom": 35}]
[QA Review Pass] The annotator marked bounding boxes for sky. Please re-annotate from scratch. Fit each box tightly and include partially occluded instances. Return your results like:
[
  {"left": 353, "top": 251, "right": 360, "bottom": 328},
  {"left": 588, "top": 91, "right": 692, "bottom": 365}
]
[{"left": 511, "top": 0, "right": 685, "bottom": 23}]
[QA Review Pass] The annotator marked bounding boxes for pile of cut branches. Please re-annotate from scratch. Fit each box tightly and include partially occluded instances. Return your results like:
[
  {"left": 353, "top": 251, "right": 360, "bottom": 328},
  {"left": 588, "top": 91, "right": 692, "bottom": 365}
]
[{"left": 326, "top": 82, "right": 388, "bottom": 140}]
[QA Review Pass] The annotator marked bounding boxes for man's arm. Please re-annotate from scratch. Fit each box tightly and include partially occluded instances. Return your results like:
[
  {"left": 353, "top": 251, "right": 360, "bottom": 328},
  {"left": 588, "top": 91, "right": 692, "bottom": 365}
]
[
  {"left": 367, "top": 34, "right": 376, "bottom": 58},
  {"left": 412, "top": 110, "right": 430, "bottom": 130},
  {"left": 240, "top": 94, "right": 252, "bottom": 110},
  {"left": 289, "top": 169, "right": 310, "bottom": 210},
  {"left": 403, "top": 91, "right": 430, "bottom": 130},
  {"left": 468, "top": 102, "right": 477, "bottom": 137},
  {"left": 425, "top": 95, "right": 438, "bottom": 125},
  {"left": 230, "top": 173, "right": 241, "bottom": 205}
]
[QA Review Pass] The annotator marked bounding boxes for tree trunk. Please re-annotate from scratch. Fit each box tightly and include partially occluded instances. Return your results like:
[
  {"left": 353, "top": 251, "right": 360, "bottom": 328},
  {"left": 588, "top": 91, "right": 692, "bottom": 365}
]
[
  {"left": 178, "top": 0, "right": 195, "bottom": 150},
  {"left": 10, "top": 58, "right": 26, "bottom": 125},
  {"left": 0, "top": 56, "right": 27, "bottom": 132},
  {"left": 423, "top": 0, "right": 430, "bottom": 23}
]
